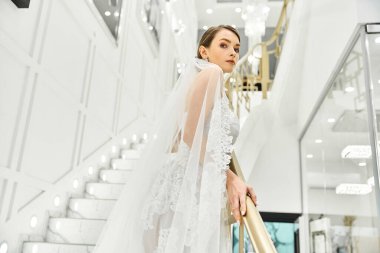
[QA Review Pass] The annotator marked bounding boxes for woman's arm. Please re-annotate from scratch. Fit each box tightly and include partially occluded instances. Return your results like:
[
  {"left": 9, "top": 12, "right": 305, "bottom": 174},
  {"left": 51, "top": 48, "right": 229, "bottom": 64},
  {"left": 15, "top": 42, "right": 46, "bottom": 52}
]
[{"left": 183, "top": 67, "right": 222, "bottom": 162}]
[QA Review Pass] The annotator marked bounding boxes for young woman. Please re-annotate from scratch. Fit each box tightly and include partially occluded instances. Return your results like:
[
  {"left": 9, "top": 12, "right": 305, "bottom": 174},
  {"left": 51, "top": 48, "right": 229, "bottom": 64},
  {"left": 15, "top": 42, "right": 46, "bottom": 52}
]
[{"left": 94, "top": 25, "right": 257, "bottom": 253}]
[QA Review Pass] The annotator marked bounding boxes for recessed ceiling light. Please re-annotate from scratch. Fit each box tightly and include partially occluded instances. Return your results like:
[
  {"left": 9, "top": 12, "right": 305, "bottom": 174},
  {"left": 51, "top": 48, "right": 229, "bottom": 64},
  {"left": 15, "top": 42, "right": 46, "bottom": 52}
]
[
  {"left": 345, "top": 86, "right": 354, "bottom": 93},
  {"left": 114, "top": 11, "right": 120, "bottom": 17},
  {"left": 315, "top": 139, "right": 323, "bottom": 144},
  {"left": 327, "top": 118, "right": 336, "bottom": 123},
  {"left": 206, "top": 8, "right": 213, "bottom": 14},
  {"left": 358, "top": 162, "right": 367, "bottom": 167},
  {"left": 306, "top": 154, "right": 313, "bottom": 159},
  {"left": 105, "top": 11, "right": 111, "bottom": 16},
  {"left": 235, "top": 7, "right": 242, "bottom": 13},
  {"left": 375, "top": 36, "right": 380, "bottom": 44},
  {"left": 203, "top": 25, "right": 208, "bottom": 30},
  {"left": 336, "top": 183, "right": 372, "bottom": 195}
]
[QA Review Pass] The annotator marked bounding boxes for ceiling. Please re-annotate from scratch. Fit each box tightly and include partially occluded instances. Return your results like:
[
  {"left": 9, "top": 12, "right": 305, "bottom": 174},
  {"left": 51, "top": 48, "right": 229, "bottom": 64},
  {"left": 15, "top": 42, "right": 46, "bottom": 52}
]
[{"left": 195, "top": 0, "right": 284, "bottom": 29}]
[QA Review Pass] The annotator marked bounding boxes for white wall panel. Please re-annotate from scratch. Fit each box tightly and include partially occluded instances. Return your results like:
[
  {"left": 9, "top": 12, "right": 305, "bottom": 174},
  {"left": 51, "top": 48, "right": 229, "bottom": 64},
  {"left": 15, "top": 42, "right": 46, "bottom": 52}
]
[
  {"left": 0, "top": 0, "right": 41, "bottom": 54},
  {"left": 87, "top": 52, "right": 118, "bottom": 130},
  {"left": 13, "top": 184, "right": 43, "bottom": 215},
  {"left": 41, "top": 1, "right": 90, "bottom": 102},
  {"left": 0, "top": 47, "right": 28, "bottom": 167},
  {"left": 81, "top": 114, "right": 111, "bottom": 160},
  {"left": 21, "top": 77, "right": 78, "bottom": 183},
  {"left": 118, "top": 85, "right": 139, "bottom": 132}
]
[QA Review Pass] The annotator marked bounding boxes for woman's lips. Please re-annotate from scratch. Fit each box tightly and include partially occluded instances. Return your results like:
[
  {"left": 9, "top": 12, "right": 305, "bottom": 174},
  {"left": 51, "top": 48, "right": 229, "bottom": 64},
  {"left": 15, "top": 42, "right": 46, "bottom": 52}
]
[{"left": 226, "top": 60, "right": 235, "bottom": 64}]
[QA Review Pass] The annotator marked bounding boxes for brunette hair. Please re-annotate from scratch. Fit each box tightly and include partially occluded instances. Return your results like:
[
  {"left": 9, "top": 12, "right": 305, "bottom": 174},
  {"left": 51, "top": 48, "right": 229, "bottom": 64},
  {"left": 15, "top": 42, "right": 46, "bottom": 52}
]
[{"left": 197, "top": 25, "right": 240, "bottom": 59}]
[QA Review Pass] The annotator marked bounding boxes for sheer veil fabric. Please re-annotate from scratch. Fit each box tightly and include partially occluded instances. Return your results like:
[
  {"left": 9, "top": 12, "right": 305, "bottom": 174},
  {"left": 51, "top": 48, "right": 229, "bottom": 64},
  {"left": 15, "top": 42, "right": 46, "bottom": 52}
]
[{"left": 93, "top": 58, "right": 239, "bottom": 253}]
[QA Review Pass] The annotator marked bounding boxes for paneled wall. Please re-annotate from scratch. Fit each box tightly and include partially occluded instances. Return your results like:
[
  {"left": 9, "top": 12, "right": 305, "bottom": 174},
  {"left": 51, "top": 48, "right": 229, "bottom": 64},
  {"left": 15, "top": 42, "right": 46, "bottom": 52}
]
[{"left": 0, "top": 0, "right": 197, "bottom": 251}]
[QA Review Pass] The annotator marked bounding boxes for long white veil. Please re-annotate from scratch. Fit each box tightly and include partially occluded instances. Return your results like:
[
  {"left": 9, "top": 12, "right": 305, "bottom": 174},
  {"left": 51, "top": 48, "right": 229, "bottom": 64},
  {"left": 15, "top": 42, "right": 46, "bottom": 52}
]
[{"left": 93, "top": 58, "right": 234, "bottom": 253}]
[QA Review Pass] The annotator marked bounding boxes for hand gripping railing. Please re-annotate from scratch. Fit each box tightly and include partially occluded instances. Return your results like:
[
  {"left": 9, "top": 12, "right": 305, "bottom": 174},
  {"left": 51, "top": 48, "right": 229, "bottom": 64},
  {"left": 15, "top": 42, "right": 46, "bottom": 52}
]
[
  {"left": 229, "top": 151, "right": 277, "bottom": 253},
  {"left": 225, "top": 0, "right": 294, "bottom": 118}
]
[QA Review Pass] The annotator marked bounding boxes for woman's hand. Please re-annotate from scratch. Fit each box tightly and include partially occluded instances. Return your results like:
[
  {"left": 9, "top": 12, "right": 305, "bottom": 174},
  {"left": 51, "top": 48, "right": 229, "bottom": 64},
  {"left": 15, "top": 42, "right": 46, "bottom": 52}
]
[{"left": 226, "top": 169, "right": 257, "bottom": 224}]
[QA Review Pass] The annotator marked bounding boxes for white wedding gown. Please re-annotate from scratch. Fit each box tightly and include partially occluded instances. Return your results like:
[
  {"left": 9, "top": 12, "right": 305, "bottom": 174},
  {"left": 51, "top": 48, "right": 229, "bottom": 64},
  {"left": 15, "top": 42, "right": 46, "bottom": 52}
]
[
  {"left": 93, "top": 58, "right": 240, "bottom": 253},
  {"left": 141, "top": 97, "right": 240, "bottom": 253}
]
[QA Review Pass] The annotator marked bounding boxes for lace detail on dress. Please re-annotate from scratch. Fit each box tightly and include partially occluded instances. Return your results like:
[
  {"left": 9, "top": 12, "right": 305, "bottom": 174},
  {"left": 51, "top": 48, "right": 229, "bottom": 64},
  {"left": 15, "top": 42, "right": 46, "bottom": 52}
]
[
  {"left": 206, "top": 94, "right": 235, "bottom": 174},
  {"left": 141, "top": 142, "right": 190, "bottom": 230},
  {"left": 141, "top": 92, "right": 238, "bottom": 252}
]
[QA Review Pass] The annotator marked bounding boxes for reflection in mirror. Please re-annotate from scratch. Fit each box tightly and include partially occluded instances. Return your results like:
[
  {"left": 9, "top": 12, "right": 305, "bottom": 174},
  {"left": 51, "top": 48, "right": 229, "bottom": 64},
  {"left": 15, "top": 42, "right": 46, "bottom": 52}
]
[
  {"left": 92, "top": 0, "right": 123, "bottom": 39},
  {"left": 301, "top": 32, "right": 380, "bottom": 252}
]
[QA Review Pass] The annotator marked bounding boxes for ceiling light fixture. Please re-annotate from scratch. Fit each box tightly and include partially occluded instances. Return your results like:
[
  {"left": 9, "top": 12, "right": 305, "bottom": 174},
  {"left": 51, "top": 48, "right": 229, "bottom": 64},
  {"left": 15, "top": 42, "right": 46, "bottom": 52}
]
[
  {"left": 105, "top": 11, "right": 111, "bottom": 16},
  {"left": 203, "top": 26, "right": 208, "bottom": 30},
  {"left": 315, "top": 139, "right": 323, "bottom": 144},
  {"left": 206, "top": 8, "right": 213, "bottom": 14},
  {"left": 327, "top": 118, "right": 336, "bottom": 123},
  {"left": 336, "top": 183, "right": 372, "bottom": 195},
  {"left": 241, "top": 0, "right": 270, "bottom": 38},
  {"left": 306, "top": 154, "right": 313, "bottom": 159},
  {"left": 231, "top": 24, "right": 237, "bottom": 28},
  {"left": 114, "top": 11, "right": 120, "bottom": 17},
  {"left": 358, "top": 162, "right": 367, "bottom": 167},
  {"left": 235, "top": 7, "right": 242, "bottom": 13}
]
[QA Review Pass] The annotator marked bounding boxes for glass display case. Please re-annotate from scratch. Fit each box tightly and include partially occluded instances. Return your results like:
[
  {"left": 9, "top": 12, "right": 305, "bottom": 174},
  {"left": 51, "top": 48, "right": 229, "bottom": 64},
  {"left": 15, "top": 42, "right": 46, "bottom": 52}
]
[{"left": 300, "top": 24, "right": 380, "bottom": 253}]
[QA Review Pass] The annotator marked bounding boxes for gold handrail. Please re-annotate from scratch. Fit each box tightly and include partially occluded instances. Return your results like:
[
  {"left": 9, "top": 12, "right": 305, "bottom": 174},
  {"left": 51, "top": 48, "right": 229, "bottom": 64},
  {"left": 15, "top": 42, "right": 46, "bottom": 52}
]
[
  {"left": 225, "top": 0, "right": 293, "bottom": 118},
  {"left": 230, "top": 152, "right": 277, "bottom": 253},
  {"left": 225, "top": 0, "right": 295, "bottom": 251}
]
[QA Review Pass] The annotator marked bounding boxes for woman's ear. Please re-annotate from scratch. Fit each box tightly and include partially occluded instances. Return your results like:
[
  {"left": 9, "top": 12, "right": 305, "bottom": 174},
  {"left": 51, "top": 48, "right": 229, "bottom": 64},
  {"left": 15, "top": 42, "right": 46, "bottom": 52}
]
[{"left": 199, "top": 46, "right": 208, "bottom": 60}]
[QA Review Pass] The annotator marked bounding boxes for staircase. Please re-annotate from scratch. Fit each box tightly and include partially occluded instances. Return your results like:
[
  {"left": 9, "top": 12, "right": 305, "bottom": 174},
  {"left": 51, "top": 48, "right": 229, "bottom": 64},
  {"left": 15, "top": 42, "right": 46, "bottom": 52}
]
[{"left": 22, "top": 143, "right": 145, "bottom": 253}]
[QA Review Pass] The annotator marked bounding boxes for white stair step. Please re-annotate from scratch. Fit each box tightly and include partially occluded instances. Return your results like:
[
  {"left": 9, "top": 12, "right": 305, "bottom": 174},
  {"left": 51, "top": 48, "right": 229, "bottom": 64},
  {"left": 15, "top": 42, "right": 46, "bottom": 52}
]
[
  {"left": 99, "top": 169, "right": 132, "bottom": 183},
  {"left": 46, "top": 218, "right": 105, "bottom": 245},
  {"left": 85, "top": 182, "right": 124, "bottom": 199},
  {"left": 23, "top": 242, "right": 94, "bottom": 253},
  {"left": 68, "top": 198, "right": 116, "bottom": 219},
  {"left": 111, "top": 159, "right": 137, "bottom": 170},
  {"left": 121, "top": 149, "right": 141, "bottom": 159}
]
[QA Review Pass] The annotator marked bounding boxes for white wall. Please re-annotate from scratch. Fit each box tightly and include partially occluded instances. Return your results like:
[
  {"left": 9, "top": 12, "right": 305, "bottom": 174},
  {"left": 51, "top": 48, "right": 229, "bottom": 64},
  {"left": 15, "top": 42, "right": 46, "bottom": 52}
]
[{"left": 0, "top": 0, "right": 197, "bottom": 252}]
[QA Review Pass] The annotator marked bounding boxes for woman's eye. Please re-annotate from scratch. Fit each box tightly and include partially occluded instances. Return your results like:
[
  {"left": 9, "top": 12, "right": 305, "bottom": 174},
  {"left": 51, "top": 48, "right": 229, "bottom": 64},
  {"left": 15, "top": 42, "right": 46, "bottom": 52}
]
[
  {"left": 220, "top": 43, "right": 227, "bottom": 48},
  {"left": 234, "top": 48, "right": 240, "bottom": 53}
]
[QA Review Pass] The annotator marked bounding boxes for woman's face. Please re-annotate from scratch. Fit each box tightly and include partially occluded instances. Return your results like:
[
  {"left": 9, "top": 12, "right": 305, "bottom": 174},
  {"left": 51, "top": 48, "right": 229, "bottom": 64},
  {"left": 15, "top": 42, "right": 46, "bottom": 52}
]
[{"left": 199, "top": 29, "right": 240, "bottom": 73}]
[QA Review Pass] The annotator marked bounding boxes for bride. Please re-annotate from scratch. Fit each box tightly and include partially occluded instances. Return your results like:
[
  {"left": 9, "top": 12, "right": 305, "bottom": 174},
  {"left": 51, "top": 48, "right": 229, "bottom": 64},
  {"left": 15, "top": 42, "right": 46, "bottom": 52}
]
[{"left": 94, "top": 25, "right": 257, "bottom": 253}]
